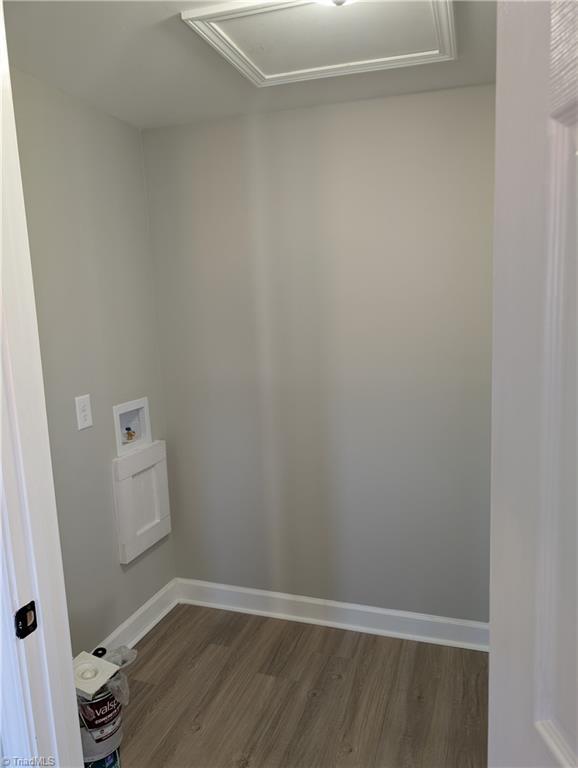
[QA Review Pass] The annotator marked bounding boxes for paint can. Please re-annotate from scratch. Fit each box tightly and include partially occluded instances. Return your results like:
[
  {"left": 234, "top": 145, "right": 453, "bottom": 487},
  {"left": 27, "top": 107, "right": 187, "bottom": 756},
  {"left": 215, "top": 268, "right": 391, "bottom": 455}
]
[
  {"left": 78, "top": 687, "right": 123, "bottom": 763},
  {"left": 84, "top": 748, "right": 121, "bottom": 768},
  {"left": 76, "top": 645, "right": 137, "bottom": 766}
]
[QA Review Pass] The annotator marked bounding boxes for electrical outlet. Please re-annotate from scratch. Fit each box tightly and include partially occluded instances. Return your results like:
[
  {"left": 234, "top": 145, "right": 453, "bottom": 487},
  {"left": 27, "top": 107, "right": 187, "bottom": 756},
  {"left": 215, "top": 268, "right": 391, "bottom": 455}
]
[{"left": 75, "top": 394, "right": 93, "bottom": 430}]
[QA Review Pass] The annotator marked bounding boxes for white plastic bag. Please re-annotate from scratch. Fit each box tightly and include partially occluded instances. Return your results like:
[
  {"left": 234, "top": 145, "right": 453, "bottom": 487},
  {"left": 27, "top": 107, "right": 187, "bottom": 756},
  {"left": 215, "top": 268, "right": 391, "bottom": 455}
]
[{"left": 103, "top": 646, "right": 138, "bottom": 706}]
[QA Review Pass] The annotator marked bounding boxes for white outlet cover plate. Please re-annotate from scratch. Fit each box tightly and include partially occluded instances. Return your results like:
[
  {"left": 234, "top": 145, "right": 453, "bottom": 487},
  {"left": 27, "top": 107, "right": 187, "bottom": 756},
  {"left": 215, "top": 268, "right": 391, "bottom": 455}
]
[{"left": 75, "top": 394, "right": 93, "bottom": 430}]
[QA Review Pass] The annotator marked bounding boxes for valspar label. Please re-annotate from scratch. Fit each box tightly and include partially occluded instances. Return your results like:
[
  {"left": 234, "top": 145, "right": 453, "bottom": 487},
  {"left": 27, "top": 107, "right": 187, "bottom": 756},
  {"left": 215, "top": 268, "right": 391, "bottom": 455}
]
[{"left": 79, "top": 690, "right": 122, "bottom": 743}]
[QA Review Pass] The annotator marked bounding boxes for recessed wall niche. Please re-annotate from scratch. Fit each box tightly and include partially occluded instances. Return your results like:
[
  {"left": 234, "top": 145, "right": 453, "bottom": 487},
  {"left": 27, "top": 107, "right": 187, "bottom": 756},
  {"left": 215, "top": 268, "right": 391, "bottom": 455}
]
[{"left": 113, "top": 397, "right": 152, "bottom": 456}]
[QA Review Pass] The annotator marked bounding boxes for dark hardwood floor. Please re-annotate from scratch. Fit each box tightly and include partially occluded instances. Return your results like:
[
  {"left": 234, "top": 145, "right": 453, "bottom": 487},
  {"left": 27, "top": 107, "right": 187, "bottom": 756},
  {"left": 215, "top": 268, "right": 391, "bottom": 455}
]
[{"left": 121, "top": 604, "right": 487, "bottom": 768}]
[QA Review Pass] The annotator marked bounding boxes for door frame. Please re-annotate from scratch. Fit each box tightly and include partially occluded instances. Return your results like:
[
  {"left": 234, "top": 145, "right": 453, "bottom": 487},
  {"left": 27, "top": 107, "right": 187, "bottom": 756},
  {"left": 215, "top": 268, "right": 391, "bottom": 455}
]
[
  {"left": 489, "top": 1, "right": 576, "bottom": 766},
  {"left": 1, "top": 2, "right": 83, "bottom": 764}
]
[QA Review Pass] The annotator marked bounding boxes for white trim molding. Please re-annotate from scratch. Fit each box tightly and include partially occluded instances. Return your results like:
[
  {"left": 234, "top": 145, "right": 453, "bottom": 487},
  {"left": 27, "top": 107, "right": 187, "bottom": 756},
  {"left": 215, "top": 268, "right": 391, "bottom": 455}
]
[
  {"left": 1, "top": 5, "right": 83, "bottom": 763},
  {"left": 99, "top": 578, "right": 489, "bottom": 652},
  {"left": 532, "top": 5, "right": 577, "bottom": 766},
  {"left": 181, "top": 0, "right": 456, "bottom": 87},
  {"left": 535, "top": 720, "right": 577, "bottom": 768},
  {"left": 99, "top": 580, "right": 179, "bottom": 650}
]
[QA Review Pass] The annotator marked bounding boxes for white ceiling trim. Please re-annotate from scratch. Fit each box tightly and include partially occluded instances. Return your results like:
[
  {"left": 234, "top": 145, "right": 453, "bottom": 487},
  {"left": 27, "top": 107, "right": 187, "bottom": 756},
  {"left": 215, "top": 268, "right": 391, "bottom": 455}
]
[{"left": 181, "top": 0, "right": 457, "bottom": 88}]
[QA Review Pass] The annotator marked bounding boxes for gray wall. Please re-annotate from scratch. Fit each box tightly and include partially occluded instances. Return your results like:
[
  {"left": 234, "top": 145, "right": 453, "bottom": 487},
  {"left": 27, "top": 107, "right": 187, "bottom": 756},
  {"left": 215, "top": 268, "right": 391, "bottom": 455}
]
[
  {"left": 12, "top": 70, "right": 176, "bottom": 653},
  {"left": 143, "top": 84, "right": 494, "bottom": 622},
  {"left": 13, "top": 71, "right": 493, "bottom": 636}
]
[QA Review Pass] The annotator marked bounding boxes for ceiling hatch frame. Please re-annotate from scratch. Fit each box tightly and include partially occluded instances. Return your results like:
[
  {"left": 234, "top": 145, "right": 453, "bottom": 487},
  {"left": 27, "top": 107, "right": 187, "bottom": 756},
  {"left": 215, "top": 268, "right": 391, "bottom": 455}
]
[{"left": 181, "top": 0, "right": 457, "bottom": 87}]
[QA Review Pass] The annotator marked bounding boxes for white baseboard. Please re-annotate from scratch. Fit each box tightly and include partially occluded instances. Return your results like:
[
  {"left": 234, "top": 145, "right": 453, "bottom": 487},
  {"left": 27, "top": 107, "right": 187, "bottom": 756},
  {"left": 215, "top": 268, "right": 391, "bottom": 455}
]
[
  {"left": 99, "top": 577, "right": 489, "bottom": 652},
  {"left": 175, "top": 578, "right": 489, "bottom": 651},
  {"left": 99, "top": 579, "right": 179, "bottom": 650}
]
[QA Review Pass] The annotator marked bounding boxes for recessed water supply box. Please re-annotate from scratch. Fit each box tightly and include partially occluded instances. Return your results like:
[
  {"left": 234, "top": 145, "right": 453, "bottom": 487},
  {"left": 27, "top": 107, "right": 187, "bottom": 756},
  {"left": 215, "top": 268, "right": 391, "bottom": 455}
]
[{"left": 112, "top": 397, "right": 152, "bottom": 456}]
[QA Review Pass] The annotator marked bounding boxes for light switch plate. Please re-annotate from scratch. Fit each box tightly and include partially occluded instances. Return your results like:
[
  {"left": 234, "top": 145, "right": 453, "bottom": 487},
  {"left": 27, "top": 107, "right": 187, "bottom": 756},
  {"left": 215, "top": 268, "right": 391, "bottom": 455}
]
[{"left": 75, "top": 394, "right": 93, "bottom": 430}]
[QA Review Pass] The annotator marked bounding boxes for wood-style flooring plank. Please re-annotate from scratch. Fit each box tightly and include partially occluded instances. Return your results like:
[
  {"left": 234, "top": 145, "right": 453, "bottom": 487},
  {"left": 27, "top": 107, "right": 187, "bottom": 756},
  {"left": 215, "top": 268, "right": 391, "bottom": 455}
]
[{"left": 121, "top": 605, "right": 488, "bottom": 768}]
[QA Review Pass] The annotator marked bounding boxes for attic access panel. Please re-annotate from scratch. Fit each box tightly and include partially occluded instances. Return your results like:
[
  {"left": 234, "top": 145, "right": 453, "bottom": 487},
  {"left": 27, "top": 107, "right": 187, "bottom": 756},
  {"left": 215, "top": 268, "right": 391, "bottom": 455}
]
[{"left": 181, "top": 0, "right": 456, "bottom": 87}]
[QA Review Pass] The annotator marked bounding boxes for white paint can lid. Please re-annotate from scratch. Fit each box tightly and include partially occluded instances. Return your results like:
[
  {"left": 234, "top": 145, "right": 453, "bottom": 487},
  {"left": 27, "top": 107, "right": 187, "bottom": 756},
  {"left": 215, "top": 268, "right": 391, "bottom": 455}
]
[{"left": 73, "top": 651, "right": 119, "bottom": 699}]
